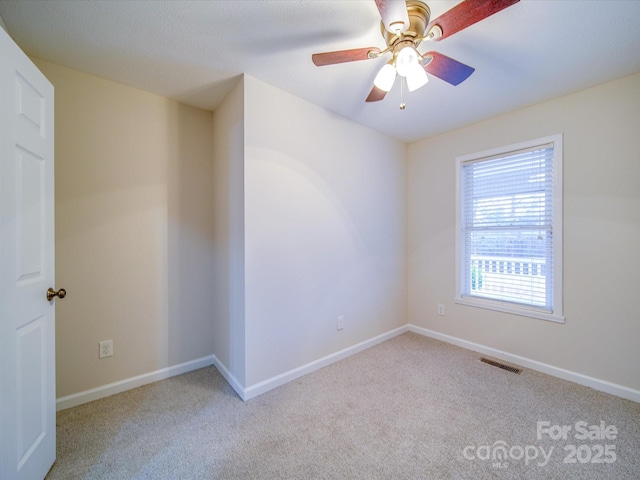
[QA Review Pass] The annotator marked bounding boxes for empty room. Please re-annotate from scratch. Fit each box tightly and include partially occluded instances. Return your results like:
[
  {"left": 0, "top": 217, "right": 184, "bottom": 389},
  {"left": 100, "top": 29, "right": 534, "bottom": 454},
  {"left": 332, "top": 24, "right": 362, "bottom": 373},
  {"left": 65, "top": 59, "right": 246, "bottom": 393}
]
[{"left": 0, "top": 1, "right": 639, "bottom": 479}]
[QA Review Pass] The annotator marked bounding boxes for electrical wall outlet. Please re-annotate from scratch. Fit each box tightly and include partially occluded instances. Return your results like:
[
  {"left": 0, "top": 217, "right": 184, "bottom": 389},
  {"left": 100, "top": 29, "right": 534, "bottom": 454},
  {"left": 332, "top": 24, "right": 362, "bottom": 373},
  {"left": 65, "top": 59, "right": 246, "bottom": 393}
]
[
  {"left": 337, "top": 316, "right": 344, "bottom": 331},
  {"left": 437, "top": 304, "right": 445, "bottom": 316},
  {"left": 99, "top": 340, "right": 113, "bottom": 359}
]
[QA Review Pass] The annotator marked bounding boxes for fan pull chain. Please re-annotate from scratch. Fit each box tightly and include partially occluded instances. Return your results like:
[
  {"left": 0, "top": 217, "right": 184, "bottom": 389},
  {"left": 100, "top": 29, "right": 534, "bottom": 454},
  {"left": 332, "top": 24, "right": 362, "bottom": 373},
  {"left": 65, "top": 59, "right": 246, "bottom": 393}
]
[{"left": 399, "top": 77, "right": 406, "bottom": 110}]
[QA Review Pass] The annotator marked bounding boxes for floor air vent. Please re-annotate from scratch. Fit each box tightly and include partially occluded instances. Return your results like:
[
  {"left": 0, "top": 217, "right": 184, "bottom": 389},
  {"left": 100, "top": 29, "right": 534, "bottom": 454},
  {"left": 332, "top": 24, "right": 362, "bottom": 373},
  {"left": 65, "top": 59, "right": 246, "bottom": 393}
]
[{"left": 480, "top": 358, "right": 522, "bottom": 375}]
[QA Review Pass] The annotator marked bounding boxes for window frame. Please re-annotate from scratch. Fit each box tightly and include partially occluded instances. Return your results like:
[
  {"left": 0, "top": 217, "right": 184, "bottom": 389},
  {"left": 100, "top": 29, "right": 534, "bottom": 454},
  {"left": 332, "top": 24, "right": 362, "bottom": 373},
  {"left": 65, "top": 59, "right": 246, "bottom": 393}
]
[{"left": 454, "top": 134, "right": 564, "bottom": 323}]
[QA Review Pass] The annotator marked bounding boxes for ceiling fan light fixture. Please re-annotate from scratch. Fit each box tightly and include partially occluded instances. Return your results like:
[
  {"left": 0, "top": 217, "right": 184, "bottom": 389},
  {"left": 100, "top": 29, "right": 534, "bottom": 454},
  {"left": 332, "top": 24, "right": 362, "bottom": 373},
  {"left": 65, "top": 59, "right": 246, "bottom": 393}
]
[
  {"left": 406, "top": 63, "right": 428, "bottom": 92},
  {"left": 312, "top": 0, "right": 523, "bottom": 104},
  {"left": 373, "top": 62, "right": 397, "bottom": 92},
  {"left": 395, "top": 45, "right": 419, "bottom": 77}
]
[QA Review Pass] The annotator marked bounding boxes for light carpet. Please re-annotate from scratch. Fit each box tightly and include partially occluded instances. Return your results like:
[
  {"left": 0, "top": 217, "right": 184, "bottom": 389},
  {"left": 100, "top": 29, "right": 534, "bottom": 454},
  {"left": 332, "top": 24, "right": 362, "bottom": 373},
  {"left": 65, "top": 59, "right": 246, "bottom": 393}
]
[{"left": 46, "top": 332, "right": 640, "bottom": 479}]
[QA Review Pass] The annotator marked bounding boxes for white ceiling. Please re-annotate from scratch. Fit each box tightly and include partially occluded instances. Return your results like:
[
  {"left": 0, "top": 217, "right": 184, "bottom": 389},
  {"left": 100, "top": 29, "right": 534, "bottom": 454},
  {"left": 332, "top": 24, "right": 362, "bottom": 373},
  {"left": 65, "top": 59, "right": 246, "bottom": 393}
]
[{"left": 1, "top": 0, "right": 639, "bottom": 143}]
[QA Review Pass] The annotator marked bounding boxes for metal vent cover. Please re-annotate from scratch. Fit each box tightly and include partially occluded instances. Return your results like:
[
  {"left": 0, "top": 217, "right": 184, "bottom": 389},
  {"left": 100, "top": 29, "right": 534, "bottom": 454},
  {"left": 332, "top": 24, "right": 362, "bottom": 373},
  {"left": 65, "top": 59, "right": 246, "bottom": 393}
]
[{"left": 480, "top": 357, "right": 522, "bottom": 375}]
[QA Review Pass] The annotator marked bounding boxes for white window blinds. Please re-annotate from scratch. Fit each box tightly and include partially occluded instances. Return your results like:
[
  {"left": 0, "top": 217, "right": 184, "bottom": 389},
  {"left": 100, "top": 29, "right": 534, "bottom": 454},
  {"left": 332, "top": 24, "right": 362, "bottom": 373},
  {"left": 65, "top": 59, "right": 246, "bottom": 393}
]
[{"left": 460, "top": 143, "right": 555, "bottom": 311}]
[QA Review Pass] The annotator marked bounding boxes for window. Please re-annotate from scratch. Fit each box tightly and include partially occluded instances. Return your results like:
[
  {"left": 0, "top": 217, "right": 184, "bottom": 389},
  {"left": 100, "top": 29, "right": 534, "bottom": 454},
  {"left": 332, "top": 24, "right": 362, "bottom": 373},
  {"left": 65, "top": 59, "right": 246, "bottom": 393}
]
[{"left": 455, "top": 135, "right": 564, "bottom": 323}]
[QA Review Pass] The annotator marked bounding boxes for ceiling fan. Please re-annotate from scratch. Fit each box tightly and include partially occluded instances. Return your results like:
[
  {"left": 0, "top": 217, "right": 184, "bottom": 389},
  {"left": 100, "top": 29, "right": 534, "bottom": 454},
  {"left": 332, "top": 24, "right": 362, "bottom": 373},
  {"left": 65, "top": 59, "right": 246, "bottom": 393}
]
[{"left": 312, "top": 0, "right": 520, "bottom": 105}]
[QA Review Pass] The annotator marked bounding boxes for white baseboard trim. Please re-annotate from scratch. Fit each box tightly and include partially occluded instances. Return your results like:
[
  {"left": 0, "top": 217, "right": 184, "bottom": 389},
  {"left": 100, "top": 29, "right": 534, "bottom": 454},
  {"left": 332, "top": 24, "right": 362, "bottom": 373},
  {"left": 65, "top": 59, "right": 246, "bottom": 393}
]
[
  {"left": 56, "top": 355, "right": 215, "bottom": 411},
  {"left": 408, "top": 324, "right": 640, "bottom": 404},
  {"left": 210, "top": 354, "right": 245, "bottom": 400},
  {"left": 240, "top": 325, "right": 410, "bottom": 401},
  {"left": 57, "top": 325, "right": 638, "bottom": 409}
]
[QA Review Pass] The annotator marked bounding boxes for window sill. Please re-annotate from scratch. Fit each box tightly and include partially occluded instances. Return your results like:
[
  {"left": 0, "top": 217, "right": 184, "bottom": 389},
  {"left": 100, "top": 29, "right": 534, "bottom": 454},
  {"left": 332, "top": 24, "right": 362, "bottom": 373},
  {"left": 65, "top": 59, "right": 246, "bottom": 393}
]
[{"left": 455, "top": 296, "right": 565, "bottom": 324}]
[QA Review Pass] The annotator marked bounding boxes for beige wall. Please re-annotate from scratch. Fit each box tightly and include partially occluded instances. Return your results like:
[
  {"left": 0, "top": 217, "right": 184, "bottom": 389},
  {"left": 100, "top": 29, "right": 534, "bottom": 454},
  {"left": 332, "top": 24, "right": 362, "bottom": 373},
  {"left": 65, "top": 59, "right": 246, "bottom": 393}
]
[
  {"left": 243, "top": 76, "right": 408, "bottom": 388},
  {"left": 211, "top": 75, "right": 408, "bottom": 396},
  {"left": 408, "top": 72, "right": 640, "bottom": 392},
  {"left": 32, "top": 59, "right": 215, "bottom": 398},
  {"left": 212, "top": 78, "right": 246, "bottom": 386}
]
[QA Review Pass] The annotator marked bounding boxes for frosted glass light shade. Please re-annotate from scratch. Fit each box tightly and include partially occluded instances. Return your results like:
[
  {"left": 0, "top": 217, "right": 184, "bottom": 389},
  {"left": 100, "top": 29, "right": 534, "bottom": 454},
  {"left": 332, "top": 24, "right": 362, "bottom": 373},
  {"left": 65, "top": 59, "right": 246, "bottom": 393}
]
[
  {"left": 406, "top": 63, "right": 428, "bottom": 92},
  {"left": 373, "top": 63, "right": 397, "bottom": 92},
  {"left": 395, "top": 46, "right": 418, "bottom": 77}
]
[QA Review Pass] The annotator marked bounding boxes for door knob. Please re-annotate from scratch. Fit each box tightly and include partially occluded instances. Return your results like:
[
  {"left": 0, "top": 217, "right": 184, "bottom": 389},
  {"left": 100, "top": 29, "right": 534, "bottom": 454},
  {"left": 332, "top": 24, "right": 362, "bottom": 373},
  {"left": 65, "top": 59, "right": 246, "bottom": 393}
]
[{"left": 47, "top": 287, "right": 67, "bottom": 302}]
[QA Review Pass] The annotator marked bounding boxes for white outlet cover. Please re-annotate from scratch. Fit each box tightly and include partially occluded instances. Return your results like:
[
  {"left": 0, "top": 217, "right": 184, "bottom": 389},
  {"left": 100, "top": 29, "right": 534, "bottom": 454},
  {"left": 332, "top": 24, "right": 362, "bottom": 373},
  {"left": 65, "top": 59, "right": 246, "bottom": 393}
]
[{"left": 99, "top": 340, "right": 113, "bottom": 358}]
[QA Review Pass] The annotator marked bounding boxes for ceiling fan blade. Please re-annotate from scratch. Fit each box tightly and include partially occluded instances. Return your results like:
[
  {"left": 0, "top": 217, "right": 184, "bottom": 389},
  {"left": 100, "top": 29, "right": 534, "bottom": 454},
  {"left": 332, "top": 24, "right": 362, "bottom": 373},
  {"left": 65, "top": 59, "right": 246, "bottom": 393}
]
[
  {"left": 366, "top": 85, "right": 388, "bottom": 102},
  {"left": 312, "top": 47, "right": 382, "bottom": 66},
  {"left": 375, "top": 0, "right": 410, "bottom": 34},
  {"left": 427, "top": 0, "right": 520, "bottom": 41},
  {"left": 422, "top": 52, "right": 475, "bottom": 86}
]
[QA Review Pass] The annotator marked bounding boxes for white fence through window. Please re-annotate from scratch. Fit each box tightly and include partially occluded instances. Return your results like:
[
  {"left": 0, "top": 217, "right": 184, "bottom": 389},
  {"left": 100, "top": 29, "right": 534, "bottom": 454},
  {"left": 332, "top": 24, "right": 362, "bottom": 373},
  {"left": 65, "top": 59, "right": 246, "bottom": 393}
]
[{"left": 469, "top": 255, "right": 547, "bottom": 307}]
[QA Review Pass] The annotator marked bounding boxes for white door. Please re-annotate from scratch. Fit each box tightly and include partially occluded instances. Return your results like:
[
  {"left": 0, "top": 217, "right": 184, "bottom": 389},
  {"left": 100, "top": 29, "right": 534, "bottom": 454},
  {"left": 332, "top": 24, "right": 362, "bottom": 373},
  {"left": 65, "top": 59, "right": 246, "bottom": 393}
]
[{"left": 0, "top": 26, "right": 57, "bottom": 480}]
